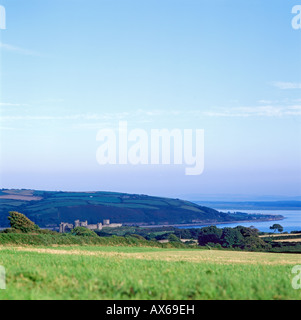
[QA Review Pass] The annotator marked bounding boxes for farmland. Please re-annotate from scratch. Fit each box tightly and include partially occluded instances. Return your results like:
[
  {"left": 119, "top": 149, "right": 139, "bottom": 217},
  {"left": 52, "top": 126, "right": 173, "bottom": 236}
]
[
  {"left": 0, "top": 189, "right": 228, "bottom": 227},
  {"left": 0, "top": 189, "right": 283, "bottom": 228},
  {"left": 0, "top": 245, "right": 300, "bottom": 300}
]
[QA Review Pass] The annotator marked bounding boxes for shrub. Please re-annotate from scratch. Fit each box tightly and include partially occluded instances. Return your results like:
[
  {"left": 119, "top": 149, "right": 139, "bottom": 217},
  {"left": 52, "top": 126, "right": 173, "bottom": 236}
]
[
  {"left": 127, "top": 234, "right": 146, "bottom": 240},
  {"left": 1, "top": 228, "right": 23, "bottom": 234},
  {"left": 8, "top": 211, "right": 40, "bottom": 233},
  {"left": 70, "top": 226, "right": 98, "bottom": 237},
  {"left": 168, "top": 233, "right": 181, "bottom": 242}
]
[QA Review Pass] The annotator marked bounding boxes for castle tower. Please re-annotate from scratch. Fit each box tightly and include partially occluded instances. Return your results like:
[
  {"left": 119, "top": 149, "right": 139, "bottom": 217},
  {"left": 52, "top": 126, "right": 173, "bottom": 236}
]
[
  {"left": 81, "top": 220, "right": 88, "bottom": 227},
  {"left": 103, "top": 219, "right": 110, "bottom": 226},
  {"left": 59, "top": 222, "right": 65, "bottom": 233}
]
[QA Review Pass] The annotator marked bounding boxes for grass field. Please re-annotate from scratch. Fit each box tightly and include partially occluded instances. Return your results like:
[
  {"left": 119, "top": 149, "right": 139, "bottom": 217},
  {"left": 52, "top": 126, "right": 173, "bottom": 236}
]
[{"left": 0, "top": 245, "right": 300, "bottom": 300}]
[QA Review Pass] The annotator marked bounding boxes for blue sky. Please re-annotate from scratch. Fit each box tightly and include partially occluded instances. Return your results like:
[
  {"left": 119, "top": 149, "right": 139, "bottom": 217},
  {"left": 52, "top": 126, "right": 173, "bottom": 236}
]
[{"left": 0, "top": 0, "right": 301, "bottom": 199}]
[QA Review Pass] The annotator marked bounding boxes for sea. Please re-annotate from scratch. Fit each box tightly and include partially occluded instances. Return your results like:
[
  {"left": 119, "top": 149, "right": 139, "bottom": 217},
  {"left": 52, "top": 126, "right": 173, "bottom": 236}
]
[{"left": 180, "top": 209, "right": 301, "bottom": 233}]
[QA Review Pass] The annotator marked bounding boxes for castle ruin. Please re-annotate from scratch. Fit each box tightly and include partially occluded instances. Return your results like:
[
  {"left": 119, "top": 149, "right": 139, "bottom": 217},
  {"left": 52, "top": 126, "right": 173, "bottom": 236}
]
[{"left": 59, "top": 219, "right": 122, "bottom": 233}]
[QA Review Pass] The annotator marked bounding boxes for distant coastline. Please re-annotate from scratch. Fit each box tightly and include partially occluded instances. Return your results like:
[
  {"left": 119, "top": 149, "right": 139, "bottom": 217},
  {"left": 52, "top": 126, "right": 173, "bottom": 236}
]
[
  {"left": 137, "top": 216, "right": 284, "bottom": 229},
  {"left": 194, "top": 200, "right": 301, "bottom": 211}
]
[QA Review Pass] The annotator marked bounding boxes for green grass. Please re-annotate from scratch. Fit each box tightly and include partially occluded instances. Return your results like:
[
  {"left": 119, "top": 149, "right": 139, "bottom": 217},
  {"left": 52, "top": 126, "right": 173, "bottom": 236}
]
[
  {"left": 0, "top": 245, "right": 300, "bottom": 300},
  {"left": 100, "top": 203, "right": 160, "bottom": 209}
]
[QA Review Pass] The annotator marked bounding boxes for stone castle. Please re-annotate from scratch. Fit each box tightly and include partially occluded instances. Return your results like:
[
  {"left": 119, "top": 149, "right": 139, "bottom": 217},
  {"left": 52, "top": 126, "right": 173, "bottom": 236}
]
[{"left": 59, "top": 219, "right": 122, "bottom": 233}]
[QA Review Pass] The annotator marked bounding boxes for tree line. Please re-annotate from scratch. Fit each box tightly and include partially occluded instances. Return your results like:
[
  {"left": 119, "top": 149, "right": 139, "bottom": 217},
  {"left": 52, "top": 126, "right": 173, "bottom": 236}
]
[{"left": 197, "top": 225, "right": 270, "bottom": 251}]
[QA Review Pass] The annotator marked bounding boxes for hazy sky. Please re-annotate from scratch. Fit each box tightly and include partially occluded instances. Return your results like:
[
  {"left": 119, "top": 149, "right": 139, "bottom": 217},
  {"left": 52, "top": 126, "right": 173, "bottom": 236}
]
[{"left": 0, "top": 0, "right": 301, "bottom": 199}]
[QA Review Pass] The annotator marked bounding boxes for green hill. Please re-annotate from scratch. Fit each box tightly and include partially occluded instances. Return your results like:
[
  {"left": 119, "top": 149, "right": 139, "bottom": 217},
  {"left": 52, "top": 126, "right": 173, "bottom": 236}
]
[{"left": 0, "top": 189, "right": 282, "bottom": 229}]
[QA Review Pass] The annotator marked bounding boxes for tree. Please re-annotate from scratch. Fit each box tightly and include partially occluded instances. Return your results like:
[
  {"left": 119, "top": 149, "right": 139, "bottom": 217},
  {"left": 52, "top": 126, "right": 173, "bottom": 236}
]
[
  {"left": 8, "top": 211, "right": 39, "bottom": 233},
  {"left": 198, "top": 226, "right": 222, "bottom": 246},
  {"left": 241, "top": 235, "right": 271, "bottom": 251},
  {"left": 155, "top": 233, "right": 170, "bottom": 241},
  {"left": 270, "top": 224, "right": 283, "bottom": 233},
  {"left": 233, "top": 226, "right": 268, "bottom": 251},
  {"left": 168, "top": 233, "right": 181, "bottom": 242},
  {"left": 220, "top": 227, "right": 244, "bottom": 248},
  {"left": 174, "top": 229, "right": 191, "bottom": 239},
  {"left": 234, "top": 225, "right": 259, "bottom": 238}
]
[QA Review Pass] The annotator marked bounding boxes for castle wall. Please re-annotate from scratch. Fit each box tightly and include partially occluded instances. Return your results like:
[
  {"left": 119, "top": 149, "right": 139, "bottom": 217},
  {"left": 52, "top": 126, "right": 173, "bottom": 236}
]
[
  {"left": 59, "top": 219, "right": 121, "bottom": 232},
  {"left": 104, "top": 223, "right": 123, "bottom": 228}
]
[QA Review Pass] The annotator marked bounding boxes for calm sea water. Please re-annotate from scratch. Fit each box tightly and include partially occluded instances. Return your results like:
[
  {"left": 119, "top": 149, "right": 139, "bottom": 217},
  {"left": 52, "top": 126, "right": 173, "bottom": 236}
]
[{"left": 181, "top": 209, "right": 301, "bottom": 233}]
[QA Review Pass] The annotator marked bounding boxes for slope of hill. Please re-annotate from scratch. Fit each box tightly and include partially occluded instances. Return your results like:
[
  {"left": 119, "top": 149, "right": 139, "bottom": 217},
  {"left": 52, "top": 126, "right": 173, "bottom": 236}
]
[{"left": 0, "top": 189, "right": 283, "bottom": 228}]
